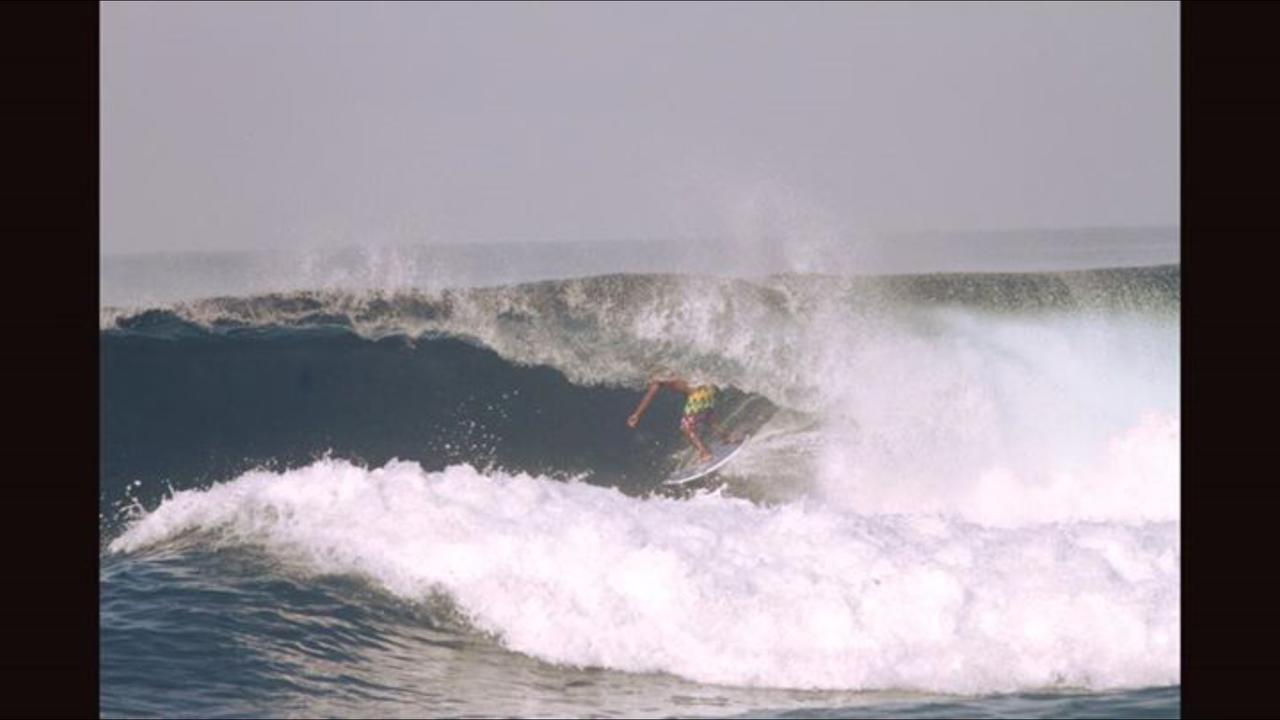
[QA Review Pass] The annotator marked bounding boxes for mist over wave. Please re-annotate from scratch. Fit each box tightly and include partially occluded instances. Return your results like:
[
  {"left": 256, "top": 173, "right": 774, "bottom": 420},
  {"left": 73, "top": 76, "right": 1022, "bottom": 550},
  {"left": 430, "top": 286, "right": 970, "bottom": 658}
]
[{"left": 100, "top": 227, "right": 1179, "bottom": 308}]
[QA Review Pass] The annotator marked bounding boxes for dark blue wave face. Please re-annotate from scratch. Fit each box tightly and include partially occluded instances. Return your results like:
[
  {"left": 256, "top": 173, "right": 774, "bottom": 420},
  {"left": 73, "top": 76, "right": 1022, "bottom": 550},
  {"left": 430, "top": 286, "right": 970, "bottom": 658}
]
[
  {"left": 100, "top": 326, "right": 773, "bottom": 529},
  {"left": 100, "top": 544, "right": 480, "bottom": 719}
]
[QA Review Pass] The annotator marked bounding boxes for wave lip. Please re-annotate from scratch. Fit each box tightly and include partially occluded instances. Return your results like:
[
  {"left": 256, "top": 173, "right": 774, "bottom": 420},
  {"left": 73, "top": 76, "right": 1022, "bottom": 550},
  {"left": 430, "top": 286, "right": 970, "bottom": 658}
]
[
  {"left": 100, "top": 266, "right": 1180, "bottom": 332},
  {"left": 110, "top": 459, "right": 1181, "bottom": 694}
]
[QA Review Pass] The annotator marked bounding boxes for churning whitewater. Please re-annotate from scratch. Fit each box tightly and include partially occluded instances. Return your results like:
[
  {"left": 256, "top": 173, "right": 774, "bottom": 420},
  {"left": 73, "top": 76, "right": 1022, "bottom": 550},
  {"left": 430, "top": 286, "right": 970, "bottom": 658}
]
[{"left": 109, "top": 459, "right": 1178, "bottom": 693}]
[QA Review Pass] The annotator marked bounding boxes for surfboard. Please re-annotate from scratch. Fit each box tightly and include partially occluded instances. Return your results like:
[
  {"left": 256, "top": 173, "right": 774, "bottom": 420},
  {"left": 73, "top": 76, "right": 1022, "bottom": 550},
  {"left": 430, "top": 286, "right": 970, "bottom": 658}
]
[{"left": 663, "top": 435, "right": 749, "bottom": 485}]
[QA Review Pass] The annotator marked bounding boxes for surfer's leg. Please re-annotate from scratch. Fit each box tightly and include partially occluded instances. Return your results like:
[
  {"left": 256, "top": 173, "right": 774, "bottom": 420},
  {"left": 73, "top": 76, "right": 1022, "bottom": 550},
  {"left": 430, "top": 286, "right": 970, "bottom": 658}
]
[{"left": 681, "top": 414, "right": 713, "bottom": 463}]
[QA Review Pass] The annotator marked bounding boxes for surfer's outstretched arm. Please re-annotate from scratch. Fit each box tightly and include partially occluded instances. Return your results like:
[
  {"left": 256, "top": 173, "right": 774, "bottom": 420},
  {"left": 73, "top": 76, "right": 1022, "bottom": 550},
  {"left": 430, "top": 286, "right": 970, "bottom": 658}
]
[{"left": 627, "top": 382, "right": 662, "bottom": 428}]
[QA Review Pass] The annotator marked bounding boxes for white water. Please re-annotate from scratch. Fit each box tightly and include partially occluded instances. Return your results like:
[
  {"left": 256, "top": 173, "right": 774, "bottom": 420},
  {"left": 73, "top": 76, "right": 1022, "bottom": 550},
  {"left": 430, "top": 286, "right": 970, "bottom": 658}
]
[
  {"left": 110, "top": 459, "right": 1180, "bottom": 694},
  {"left": 795, "top": 308, "right": 1180, "bottom": 527}
]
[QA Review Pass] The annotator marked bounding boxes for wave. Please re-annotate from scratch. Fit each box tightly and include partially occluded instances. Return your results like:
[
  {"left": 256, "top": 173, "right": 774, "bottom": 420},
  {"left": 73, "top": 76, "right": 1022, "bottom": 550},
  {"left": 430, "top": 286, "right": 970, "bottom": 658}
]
[
  {"left": 102, "top": 267, "right": 1178, "bottom": 530},
  {"left": 101, "top": 268, "right": 1178, "bottom": 410},
  {"left": 107, "top": 459, "right": 1180, "bottom": 694},
  {"left": 103, "top": 265, "right": 1180, "bottom": 694},
  {"left": 101, "top": 326, "right": 776, "bottom": 526}
]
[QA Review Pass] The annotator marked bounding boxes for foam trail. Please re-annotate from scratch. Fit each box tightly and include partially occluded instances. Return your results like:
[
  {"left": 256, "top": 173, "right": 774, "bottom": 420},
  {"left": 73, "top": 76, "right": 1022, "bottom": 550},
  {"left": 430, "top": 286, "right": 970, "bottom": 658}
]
[{"left": 111, "top": 459, "right": 1179, "bottom": 694}]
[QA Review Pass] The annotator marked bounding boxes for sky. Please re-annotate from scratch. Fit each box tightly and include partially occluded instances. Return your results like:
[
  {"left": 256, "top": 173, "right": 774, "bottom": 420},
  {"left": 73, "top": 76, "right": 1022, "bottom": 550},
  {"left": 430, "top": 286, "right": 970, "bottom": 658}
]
[{"left": 101, "top": 1, "right": 1178, "bottom": 254}]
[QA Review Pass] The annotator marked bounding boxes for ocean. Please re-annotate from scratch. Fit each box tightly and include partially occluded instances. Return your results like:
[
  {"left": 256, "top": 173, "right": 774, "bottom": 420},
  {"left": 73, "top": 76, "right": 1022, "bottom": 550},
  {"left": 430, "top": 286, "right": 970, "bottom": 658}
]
[{"left": 100, "top": 230, "right": 1180, "bottom": 718}]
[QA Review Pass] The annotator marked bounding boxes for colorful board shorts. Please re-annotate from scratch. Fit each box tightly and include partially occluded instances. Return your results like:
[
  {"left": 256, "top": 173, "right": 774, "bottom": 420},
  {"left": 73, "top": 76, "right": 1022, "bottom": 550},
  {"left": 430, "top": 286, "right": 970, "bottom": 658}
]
[{"left": 680, "top": 385, "right": 716, "bottom": 433}]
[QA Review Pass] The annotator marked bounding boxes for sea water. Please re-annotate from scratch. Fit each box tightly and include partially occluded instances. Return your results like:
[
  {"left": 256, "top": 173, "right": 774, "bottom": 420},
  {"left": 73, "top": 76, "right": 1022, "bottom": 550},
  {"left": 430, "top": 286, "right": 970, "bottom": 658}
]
[{"left": 101, "top": 230, "right": 1179, "bottom": 718}]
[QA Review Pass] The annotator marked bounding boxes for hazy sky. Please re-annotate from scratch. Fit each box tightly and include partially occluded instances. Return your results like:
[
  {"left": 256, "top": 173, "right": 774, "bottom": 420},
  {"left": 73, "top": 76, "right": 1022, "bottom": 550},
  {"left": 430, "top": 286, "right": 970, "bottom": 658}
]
[{"left": 101, "top": 1, "right": 1178, "bottom": 254}]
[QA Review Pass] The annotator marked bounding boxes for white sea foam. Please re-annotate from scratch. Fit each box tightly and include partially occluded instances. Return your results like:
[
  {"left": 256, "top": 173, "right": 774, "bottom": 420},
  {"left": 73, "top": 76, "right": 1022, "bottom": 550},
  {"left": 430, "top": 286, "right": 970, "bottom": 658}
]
[
  {"left": 801, "top": 309, "right": 1180, "bottom": 526},
  {"left": 110, "top": 459, "right": 1179, "bottom": 693}
]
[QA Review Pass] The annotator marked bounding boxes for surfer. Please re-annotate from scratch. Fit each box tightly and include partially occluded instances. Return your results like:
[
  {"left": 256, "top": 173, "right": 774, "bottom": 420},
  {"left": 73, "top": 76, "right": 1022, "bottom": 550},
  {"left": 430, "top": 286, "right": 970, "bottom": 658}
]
[{"left": 626, "top": 373, "right": 736, "bottom": 464}]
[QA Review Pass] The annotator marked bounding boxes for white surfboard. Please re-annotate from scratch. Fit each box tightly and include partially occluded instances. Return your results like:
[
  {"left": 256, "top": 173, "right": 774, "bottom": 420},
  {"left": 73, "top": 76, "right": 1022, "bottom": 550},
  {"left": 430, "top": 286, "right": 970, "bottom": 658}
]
[{"left": 663, "top": 436, "right": 749, "bottom": 485}]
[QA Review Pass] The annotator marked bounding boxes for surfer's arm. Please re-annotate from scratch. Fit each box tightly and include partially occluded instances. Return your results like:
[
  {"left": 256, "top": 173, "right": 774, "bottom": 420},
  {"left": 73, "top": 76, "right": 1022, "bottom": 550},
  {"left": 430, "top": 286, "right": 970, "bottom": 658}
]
[{"left": 627, "top": 382, "right": 663, "bottom": 428}]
